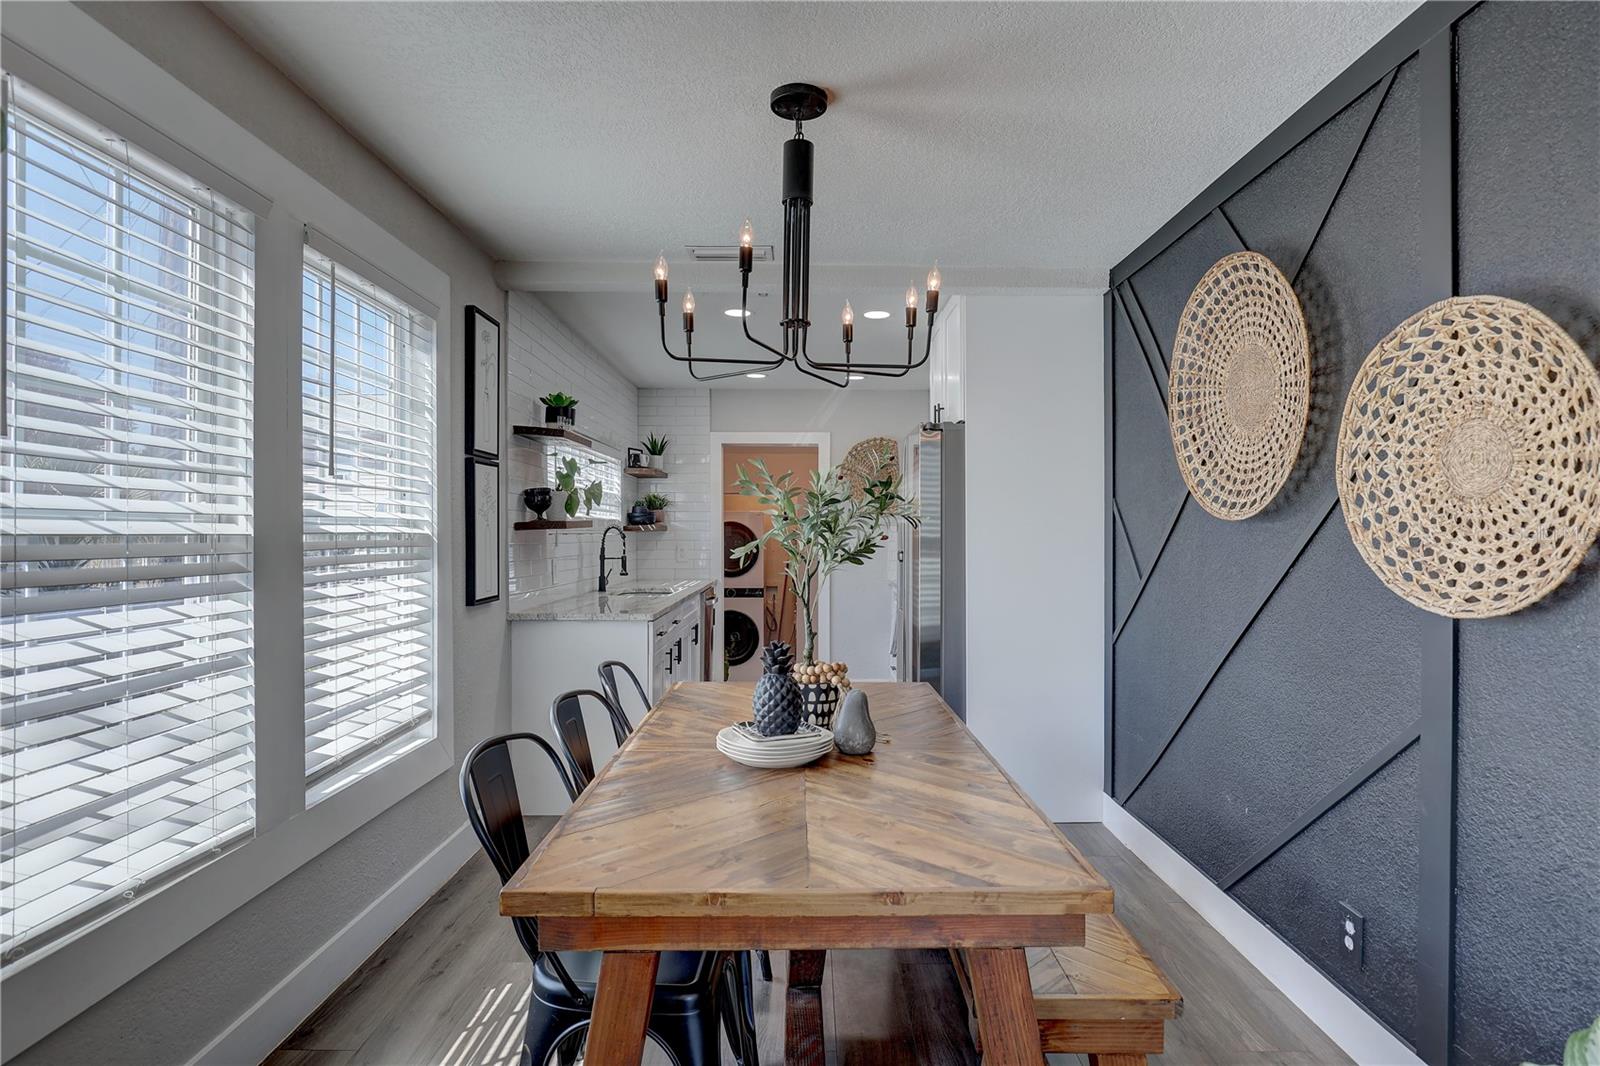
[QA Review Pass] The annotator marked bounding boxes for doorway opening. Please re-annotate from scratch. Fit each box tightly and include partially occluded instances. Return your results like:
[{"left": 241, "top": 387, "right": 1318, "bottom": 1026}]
[{"left": 712, "top": 433, "right": 830, "bottom": 680}]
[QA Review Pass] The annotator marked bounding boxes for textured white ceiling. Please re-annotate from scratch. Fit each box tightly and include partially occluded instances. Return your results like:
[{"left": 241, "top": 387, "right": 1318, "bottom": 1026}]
[
  {"left": 213, "top": 1, "right": 1416, "bottom": 275},
  {"left": 211, "top": 1, "right": 1416, "bottom": 387}
]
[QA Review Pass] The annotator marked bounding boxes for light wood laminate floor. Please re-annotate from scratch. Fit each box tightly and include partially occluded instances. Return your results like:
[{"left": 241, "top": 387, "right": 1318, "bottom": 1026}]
[{"left": 265, "top": 821, "right": 1352, "bottom": 1066}]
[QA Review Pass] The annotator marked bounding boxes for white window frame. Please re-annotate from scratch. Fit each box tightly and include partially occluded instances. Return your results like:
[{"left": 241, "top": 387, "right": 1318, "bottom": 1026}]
[{"left": 0, "top": 10, "right": 456, "bottom": 1059}]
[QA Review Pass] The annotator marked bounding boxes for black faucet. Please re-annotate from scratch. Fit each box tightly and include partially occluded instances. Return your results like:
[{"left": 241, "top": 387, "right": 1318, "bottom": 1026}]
[{"left": 598, "top": 525, "right": 628, "bottom": 592}]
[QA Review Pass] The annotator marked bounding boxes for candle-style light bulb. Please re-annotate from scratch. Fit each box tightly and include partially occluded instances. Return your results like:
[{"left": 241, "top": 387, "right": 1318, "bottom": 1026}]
[
  {"left": 682, "top": 289, "right": 695, "bottom": 334},
  {"left": 738, "top": 219, "right": 754, "bottom": 273},
  {"left": 842, "top": 300, "right": 855, "bottom": 347},
  {"left": 653, "top": 252, "right": 669, "bottom": 304},
  {"left": 925, "top": 262, "right": 941, "bottom": 314},
  {"left": 905, "top": 286, "right": 919, "bottom": 329}
]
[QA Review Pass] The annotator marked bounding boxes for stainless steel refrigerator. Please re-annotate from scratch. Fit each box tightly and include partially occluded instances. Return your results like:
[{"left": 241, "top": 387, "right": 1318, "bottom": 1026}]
[{"left": 893, "top": 423, "right": 966, "bottom": 718}]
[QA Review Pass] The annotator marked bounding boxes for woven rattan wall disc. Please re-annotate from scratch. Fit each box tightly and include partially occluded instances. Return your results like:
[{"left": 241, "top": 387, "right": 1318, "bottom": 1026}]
[
  {"left": 1336, "top": 296, "right": 1600, "bottom": 618},
  {"left": 841, "top": 436, "right": 899, "bottom": 500},
  {"left": 1169, "top": 251, "right": 1311, "bottom": 520}
]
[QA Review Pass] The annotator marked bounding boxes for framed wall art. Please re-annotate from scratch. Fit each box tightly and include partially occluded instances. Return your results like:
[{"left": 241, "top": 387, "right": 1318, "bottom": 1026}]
[
  {"left": 466, "top": 304, "right": 501, "bottom": 459},
  {"left": 465, "top": 456, "right": 501, "bottom": 606}
]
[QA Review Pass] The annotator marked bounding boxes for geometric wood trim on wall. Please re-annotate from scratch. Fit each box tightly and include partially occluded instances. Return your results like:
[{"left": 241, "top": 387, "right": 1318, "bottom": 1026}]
[{"left": 1105, "top": 9, "right": 1491, "bottom": 1063}]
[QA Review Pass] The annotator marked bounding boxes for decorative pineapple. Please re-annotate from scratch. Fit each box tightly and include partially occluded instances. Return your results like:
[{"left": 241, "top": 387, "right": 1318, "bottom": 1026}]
[{"left": 752, "top": 641, "right": 803, "bottom": 736}]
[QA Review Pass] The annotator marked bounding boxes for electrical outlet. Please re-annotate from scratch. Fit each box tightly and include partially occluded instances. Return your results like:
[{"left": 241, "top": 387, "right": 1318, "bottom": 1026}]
[{"left": 1339, "top": 902, "right": 1364, "bottom": 969}]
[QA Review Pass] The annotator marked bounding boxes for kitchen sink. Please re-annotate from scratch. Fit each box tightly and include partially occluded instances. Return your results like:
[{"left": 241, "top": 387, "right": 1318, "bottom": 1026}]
[{"left": 610, "top": 586, "right": 678, "bottom": 596}]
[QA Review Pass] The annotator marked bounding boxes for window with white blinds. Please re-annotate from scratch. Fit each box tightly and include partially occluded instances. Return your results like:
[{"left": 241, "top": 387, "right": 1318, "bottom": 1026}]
[
  {"left": 1, "top": 82, "right": 256, "bottom": 959},
  {"left": 301, "top": 245, "right": 437, "bottom": 792}
]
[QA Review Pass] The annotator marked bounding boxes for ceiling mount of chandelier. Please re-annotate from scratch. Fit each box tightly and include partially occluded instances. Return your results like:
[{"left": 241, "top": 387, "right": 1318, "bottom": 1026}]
[{"left": 652, "top": 82, "right": 941, "bottom": 387}]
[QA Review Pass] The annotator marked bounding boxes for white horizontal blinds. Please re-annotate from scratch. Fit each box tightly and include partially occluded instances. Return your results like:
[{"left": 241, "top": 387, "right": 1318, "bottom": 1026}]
[
  {"left": 1, "top": 81, "right": 256, "bottom": 959},
  {"left": 301, "top": 244, "right": 436, "bottom": 787}
]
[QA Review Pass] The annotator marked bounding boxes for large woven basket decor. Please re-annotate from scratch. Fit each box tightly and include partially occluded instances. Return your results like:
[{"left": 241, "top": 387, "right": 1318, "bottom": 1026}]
[
  {"left": 841, "top": 436, "right": 899, "bottom": 501},
  {"left": 1336, "top": 296, "right": 1600, "bottom": 618},
  {"left": 1169, "top": 251, "right": 1311, "bottom": 520}
]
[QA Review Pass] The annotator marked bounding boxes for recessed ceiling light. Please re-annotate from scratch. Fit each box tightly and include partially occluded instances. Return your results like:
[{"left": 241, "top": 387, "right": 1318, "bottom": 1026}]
[
  {"left": 862, "top": 310, "right": 891, "bottom": 320},
  {"left": 746, "top": 373, "right": 766, "bottom": 379},
  {"left": 849, "top": 374, "right": 866, "bottom": 380},
  {"left": 723, "top": 308, "right": 751, "bottom": 318}
]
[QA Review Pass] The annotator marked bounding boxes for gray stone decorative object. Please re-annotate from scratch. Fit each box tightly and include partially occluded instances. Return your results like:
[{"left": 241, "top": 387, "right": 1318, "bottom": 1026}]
[{"left": 832, "top": 689, "right": 876, "bottom": 755}]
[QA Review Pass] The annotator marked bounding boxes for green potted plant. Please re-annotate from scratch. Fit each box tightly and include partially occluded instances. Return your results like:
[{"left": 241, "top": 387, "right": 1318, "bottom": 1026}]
[
  {"left": 553, "top": 456, "right": 605, "bottom": 517},
  {"left": 1523, "top": 1017, "right": 1599, "bottom": 1066},
  {"left": 581, "top": 478, "right": 604, "bottom": 516},
  {"left": 553, "top": 457, "right": 582, "bottom": 517},
  {"left": 641, "top": 433, "right": 670, "bottom": 464},
  {"left": 643, "top": 491, "right": 670, "bottom": 524},
  {"left": 539, "top": 391, "right": 579, "bottom": 427},
  {"left": 732, "top": 444, "right": 915, "bottom": 666}
]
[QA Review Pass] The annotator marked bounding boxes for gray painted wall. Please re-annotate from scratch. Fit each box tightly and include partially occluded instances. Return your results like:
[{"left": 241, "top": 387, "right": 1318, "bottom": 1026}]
[
  {"left": 12, "top": 4, "right": 511, "bottom": 1063},
  {"left": 1107, "top": 5, "right": 1600, "bottom": 1065}
]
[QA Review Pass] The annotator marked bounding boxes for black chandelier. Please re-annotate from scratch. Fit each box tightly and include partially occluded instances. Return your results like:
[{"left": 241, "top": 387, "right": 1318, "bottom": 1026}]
[{"left": 652, "top": 82, "right": 941, "bottom": 387}]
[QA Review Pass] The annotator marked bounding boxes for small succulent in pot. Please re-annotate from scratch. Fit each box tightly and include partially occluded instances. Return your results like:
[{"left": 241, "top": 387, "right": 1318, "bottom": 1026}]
[
  {"left": 627, "top": 500, "right": 655, "bottom": 525},
  {"left": 539, "top": 391, "right": 578, "bottom": 426},
  {"left": 643, "top": 491, "right": 670, "bottom": 523},
  {"left": 641, "top": 433, "right": 670, "bottom": 460}
]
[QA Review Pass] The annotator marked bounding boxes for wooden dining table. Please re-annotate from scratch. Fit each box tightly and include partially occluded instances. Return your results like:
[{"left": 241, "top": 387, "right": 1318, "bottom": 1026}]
[{"left": 501, "top": 681, "right": 1113, "bottom": 1064}]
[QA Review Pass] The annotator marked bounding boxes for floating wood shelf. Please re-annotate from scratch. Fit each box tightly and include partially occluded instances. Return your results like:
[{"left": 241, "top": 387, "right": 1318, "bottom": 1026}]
[
  {"left": 625, "top": 467, "right": 668, "bottom": 479},
  {"left": 513, "top": 518, "right": 594, "bottom": 531},
  {"left": 511, "top": 425, "right": 617, "bottom": 454},
  {"left": 623, "top": 523, "right": 669, "bottom": 532}
]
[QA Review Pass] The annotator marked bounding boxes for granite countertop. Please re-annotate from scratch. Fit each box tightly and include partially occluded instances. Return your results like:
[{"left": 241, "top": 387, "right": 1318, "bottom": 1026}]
[{"left": 507, "top": 578, "right": 713, "bottom": 623}]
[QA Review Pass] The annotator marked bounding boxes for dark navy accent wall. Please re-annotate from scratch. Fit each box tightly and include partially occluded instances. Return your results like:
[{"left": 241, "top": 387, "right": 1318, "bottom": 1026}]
[{"left": 1105, "top": 5, "right": 1600, "bottom": 1065}]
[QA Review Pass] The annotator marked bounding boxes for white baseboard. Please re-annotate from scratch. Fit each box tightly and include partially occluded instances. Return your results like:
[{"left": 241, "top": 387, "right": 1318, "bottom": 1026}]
[
  {"left": 1102, "top": 796, "right": 1422, "bottom": 1066},
  {"left": 188, "top": 822, "right": 478, "bottom": 1066}
]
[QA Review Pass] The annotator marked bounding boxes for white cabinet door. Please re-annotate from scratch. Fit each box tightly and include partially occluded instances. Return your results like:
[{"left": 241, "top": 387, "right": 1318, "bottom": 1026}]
[{"left": 931, "top": 296, "right": 965, "bottom": 423}]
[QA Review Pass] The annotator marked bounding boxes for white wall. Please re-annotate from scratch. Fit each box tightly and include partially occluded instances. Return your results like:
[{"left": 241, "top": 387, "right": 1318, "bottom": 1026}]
[
  {"left": 964, "top": 290, "right": 1105, "bottom": 820},
  {"left": 710, "top": 389, "right": 929, "bottom": 677},
  {"left": 635, "top": 389, "right": 718, "bottom": 583}
]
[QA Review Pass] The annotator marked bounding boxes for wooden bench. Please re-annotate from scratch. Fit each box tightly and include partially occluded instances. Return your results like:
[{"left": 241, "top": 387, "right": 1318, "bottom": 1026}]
[{"left": 952, "top": 913, "right": 1183, "bottom": 1064}]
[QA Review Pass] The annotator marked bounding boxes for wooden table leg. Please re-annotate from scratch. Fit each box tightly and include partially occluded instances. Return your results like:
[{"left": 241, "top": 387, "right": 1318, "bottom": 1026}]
[
  {"left": 967, "top": 947, "right": 1045, "bottom": 1065},
  {"left": 584, "top": 950, "right": 659, "bottom": 1066},
  {"left": 784, "top": 949, "right": 827, "bottom": 1066}
]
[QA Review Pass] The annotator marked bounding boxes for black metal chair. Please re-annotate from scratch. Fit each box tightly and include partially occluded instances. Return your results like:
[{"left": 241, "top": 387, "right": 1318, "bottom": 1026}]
[
  {"left": 460, "top": 732, "right": 754, "bottom": 1066},
  {"left": 598, "top": 659, "right": 650, "bottom": 732},
  {"left": 548, "top": 689, "right": 633, "bottom": 792}
]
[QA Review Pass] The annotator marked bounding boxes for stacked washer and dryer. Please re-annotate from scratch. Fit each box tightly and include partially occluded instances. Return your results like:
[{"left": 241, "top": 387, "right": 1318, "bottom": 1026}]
[{"left": 721, "top": 514, "right": 770, "bottom": 680}]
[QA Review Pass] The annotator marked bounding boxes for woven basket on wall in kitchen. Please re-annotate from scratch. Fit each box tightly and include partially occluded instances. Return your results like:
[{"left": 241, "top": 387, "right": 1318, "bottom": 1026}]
[
  {"left": 1168, "top": 251, "right": 1311, "bottom": 520},
  {"left": 1336, "top": 296, "right": 1600, "bottom": 619},
  {"left": 841, "top": 436, "right": 899, "bottom": 501}
]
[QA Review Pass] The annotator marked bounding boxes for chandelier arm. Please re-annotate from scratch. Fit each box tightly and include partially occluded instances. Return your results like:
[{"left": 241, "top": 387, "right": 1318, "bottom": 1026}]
[
  {"left": 791, "top": 325, "right": 849, "bottom": 388},
  {"left": 658, "top": 312, "right": 784, "bottom": 370},
  {"left": 807, "top": 308, "right": 940, "bottom": 374},
  {"left": 737, "top": 275, "right": 790, "bottom": 360}
]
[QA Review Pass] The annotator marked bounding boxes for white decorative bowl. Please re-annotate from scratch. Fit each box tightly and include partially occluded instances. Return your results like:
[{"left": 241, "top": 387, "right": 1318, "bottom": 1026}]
[{"left": 715, "top": 721, "right": 833, "bottom": 769}]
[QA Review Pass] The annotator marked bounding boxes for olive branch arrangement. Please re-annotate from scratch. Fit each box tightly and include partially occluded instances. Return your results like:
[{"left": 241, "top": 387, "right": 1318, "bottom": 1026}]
[{"left": 732, "top": 445, "right": 916, "bottom": 664}]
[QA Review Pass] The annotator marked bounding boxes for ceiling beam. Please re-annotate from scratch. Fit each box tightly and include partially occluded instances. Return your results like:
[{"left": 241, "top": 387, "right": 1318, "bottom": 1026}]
[{"left": 493, "top": 259, "right": 1105, "bottom": 294}]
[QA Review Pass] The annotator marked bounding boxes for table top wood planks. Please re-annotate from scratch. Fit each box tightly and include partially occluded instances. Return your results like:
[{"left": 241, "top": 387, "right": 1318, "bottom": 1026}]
[{"left": 501, "top": 681, "right": 1113, "bottom": 1064}]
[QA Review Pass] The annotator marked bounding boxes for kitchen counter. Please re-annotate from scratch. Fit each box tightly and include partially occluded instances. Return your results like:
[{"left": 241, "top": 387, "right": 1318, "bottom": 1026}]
[{"left": 507, "top": 578, "right": 713, "bottom": 623}]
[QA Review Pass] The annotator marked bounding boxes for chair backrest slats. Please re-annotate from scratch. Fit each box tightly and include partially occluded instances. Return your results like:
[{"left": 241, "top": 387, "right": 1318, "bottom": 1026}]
[
  {"left": 597, "top": 660, "right": 649, "bottom": 736},
  {"left": 551, "top": 688, "right": 626, "bottom": 793}
]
